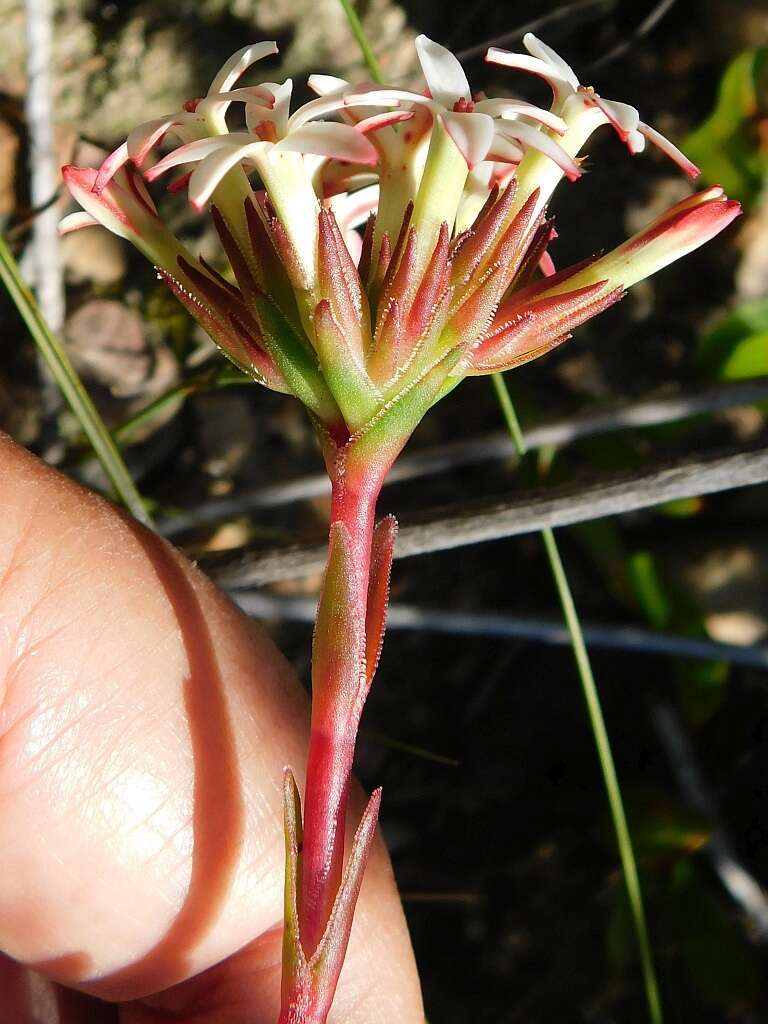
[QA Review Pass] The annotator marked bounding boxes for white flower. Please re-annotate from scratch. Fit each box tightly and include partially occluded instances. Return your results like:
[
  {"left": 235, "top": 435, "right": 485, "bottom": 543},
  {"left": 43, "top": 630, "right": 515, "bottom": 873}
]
[
  {"left": 487, "top": 33, "right": 699, "bottom": 177},
  {"left": 341, "top": 35, "right": 582, "bottom": 177}
]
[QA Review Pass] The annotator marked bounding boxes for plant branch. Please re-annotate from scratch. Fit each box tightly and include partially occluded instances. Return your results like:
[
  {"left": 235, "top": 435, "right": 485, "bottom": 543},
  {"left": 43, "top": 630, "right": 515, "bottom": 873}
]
[
  {"left": 204, "top": 445, "right": 768, "bottom": 587},
  {"left": 233, "top": 591, "right": 768, "bottom": 669},
  {"left": 159, "top": 377, "right": 768, "bottom": 537}
]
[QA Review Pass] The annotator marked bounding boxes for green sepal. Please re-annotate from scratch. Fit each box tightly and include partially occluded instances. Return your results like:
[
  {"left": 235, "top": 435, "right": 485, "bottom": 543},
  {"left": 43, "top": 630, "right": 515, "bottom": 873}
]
[
  {"left": 313, "top": 300, "right": 383, "bottom": 432},
  {"left": 253, "top": 293, "right": 343, "bottom": 429}
]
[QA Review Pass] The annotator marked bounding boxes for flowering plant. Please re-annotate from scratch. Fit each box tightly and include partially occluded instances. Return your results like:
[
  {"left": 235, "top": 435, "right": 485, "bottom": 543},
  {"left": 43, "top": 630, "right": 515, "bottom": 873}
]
[{"left": 62, "top": 30, "right": 739, "bottom": 1023}]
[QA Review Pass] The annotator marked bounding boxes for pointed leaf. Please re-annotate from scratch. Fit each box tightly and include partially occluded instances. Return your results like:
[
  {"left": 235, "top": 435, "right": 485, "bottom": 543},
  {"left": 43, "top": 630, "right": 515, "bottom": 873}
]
[
  {"left": 281, "top": 769, "right": 307, "bottom": 978},
  {"left": 314, "top": 300, "right": 381, "bottom": 430},
  {"left": 308, "top": 788, "right": 382, "bottom": 1005},
  {"left": 365, "top": 516, "right": 397, "bottom": 688}
]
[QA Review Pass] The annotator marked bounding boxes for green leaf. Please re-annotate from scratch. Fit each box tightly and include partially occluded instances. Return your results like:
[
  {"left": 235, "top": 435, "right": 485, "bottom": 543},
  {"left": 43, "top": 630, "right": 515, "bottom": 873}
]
[
  {"left": 627, "top": 551, "right": 672, "bottom": 630},
  {"left": 683, "top": 48, "right": 768, "bottom": 207},
  {"left": 697, "top": 297, "right": 768, "bottom": 384},
  {"left": 696, "top": 299, "right": 768, "bottom": 425},
  {"left": 629, "top": 787, "right": 713, "bottom": 858},
  {"left": 675, "top": 658, "right": 729, "bottom": 727},
  {"left": 658, "top": 496, "right": 703, "bottom": 519},
  {"left": 667, "top": 861, "right": 762, "bottom": 1007}
]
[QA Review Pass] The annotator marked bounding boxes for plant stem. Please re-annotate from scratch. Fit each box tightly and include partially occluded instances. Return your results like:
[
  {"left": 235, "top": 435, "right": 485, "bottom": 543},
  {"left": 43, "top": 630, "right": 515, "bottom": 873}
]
[
  {"left": 0, "top": 233, "right": 154, "bottom": 528},
  {"left": 299, "top": 460, "right": 382, "bottom": 955},
  {"left": 337, "top": 0, "right": 384, "bottom": 83},
  {"left": 491, "top": 371, "right": 662, "bottom": 1024}
]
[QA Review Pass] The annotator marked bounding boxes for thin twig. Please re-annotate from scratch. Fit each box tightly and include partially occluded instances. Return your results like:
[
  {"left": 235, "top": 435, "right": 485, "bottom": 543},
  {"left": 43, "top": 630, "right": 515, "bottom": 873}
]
[
  {"left": 233, "top": 591, "right": 768, "bottom": 669},
  {"left": 159, "top": 378, "right": 768, "bottom": 537},
  {"left": 455, "top": 0, "right": 615, "bottom": 62},
  {"left": 204, "top": 447, "right": 768, "bottom": 587},
  {"left": 586, "top": 0, "right": 681, "bottom": 70},
  {"left": 23, "top": 0, "right": 64, "bottom": 334},
  {"left": 651, "top": 700, "right": 768, "bottom": 939},
  {"left": 24, "top": 0, "right": 66, "bottom": 449}
]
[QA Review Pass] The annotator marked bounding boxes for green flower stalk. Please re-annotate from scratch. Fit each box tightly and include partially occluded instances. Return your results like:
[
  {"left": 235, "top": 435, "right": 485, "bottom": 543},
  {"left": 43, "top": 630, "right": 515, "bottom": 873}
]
[{"left": 62, "top": 31, "right": 740, "bottom": 1023}]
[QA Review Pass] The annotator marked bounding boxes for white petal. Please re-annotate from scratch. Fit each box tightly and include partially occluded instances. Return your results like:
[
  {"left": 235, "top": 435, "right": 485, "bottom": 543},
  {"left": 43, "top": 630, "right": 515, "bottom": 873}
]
[
  {"left": 287, "top": 91, "right": 355, "bottom": 130},
  {"left": 355, "top": 110, "right": 415, "bottom": 134},
  {"left": 590, "top": 95, "right": 640, "bottom": 138},
  {"left": 473, "top": 97, "right": 567, "bottom": 133},
  {"left": 522, "top": 33, "right": 579, "bottom": 89},
  {"left": 269, "top": 80, "right": 294, "bottom": 136},
  {"left": 144, "top": 134, "right": 254, "bottom": 181},
  {"left": 344, "top": 86, "right": 417, "bottom": 105},
  {"left": 198, "top": 85, "right": 275, "bottom": 111},
  {"left": 329, "top": 183, "right": 380, "bottom": 229},
  {"left": 188, "top": 142, "right": 266, "bottom": 210},
  {"left": 626, "top": 129, "right": 646, "bottom": 155},
  {"left": 638, "top": 121, "right": 700, "bottom": 179},
  {"left": 415, "top": 34, "right": 471, "bottom": 106},
  {"left": 485, "top": 48, "right": 574, "bottom": 102},
  {"left": 198, "top": 84, "right": 277, "bottom": 130},
  {"left": 239, "top": 80, "right": 295, "bottom": 137},
  {"left": 208, "top": 41, "right": 278, "bottom": 94},
  {"left": 485, "top": 133, "right": 525, "bottom": 164},
  {"left": 308, "top": 74, "right": 349, "bottom": 96},
  {"left": 93, "top": 142, "right": 129, "bottom": 193},
  {"left": 440, "top": 111, "right": 495, "bottom": 168},
  {"left": 245, "top": 104, "right": 280, "bottom": 135},
  {"left": 127, "top": 116, "right": 182, "bottom": 166},
  {"left": 499, "top": 121, "right": 582, "bottom": 179},
  {"left": 274, "top": 122, "right": 378, "bottom": 165},
  {"left": 58, "top": 211, "right": 99, "bottom": 234}
]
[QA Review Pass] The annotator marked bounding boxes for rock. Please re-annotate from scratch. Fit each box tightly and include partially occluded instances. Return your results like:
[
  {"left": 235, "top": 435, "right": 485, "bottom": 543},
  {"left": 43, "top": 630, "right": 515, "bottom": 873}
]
[
  {"left": 60, "top": 226, "right": 127, "bottom": 285},
  {"left": 674, "top": 542, "right": 768, "bottom": 644},
  {"left": 64, "top": 299, "right": 150, "bottom": 395}
]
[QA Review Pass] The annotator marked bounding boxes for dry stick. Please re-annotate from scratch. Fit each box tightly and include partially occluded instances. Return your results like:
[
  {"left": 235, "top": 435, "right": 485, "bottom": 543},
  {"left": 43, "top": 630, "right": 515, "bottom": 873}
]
[
  {"left": 233, "top": 591, "right": 768, "bottom": 669},
  {"left": 23, "top": 0, "right": 66, "bottom": 449},
  {"left": 454, "top": 0, "right": 614, "bottom": 61},
  {"left": 586, "top": 0, "right": 681, "bottom": 70},
  {"left": 651, "top": 700, "right": 768, "bottom": 939},
  {"left": 160, "top": 377, "right": 768, "bottom": 536},
  {"left": 205, "top": 446, "right": 768, "bottom": 588}
]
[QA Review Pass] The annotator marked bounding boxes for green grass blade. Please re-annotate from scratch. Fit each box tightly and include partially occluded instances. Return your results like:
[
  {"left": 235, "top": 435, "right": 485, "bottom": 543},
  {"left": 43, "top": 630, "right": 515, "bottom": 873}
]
[
  {"left": 0, "top": 233, "right": 153, "bottom": 528},
  {"left": 492, "top": 371, "right": 662, "bottom": 1024},
  {"left": 337, "top": 0, "right": 385, "bottom": 83},
  {"left": 111, "top": 365, "right": 248, "bottom": 443}
]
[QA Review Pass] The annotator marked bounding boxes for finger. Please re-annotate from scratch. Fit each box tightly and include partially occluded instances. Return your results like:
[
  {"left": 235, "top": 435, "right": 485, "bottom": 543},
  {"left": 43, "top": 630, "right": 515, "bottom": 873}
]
[{"left": 0, "top": 435, "right": 423, "bottom": 1022}]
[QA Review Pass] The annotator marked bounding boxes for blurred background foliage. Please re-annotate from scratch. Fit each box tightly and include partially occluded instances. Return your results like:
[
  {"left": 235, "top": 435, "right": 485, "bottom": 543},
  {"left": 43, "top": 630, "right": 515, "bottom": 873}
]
[{"left": 1, "top": 0, "right": 768, "bottom": 1020}]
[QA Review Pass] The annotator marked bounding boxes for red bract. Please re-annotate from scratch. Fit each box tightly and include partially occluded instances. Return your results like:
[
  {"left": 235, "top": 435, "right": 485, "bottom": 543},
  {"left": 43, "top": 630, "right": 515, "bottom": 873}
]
[{"left": 61, "top": 31, "right": 739, "bottom": 1024}]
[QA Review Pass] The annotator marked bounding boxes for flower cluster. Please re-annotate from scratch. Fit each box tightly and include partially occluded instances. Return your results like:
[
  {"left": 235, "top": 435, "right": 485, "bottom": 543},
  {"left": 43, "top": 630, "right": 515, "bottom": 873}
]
[
  {"left": 63, "top": 32, "right": 738, "bottom": 454},
  {"left": 62, "top": 30, "right": 739, "bottom": 1024}
]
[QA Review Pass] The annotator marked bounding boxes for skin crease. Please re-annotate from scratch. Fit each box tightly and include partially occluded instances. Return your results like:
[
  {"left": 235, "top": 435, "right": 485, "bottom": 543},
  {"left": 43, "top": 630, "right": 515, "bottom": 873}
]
[{"left": 0, "top": 433, "right": 424, "bottom": 1024}]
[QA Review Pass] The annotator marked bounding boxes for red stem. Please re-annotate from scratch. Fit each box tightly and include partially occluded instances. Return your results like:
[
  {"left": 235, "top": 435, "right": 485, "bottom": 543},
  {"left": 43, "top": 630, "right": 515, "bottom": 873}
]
[{"left": 299, "top": 456, "right": 384, "bottom": 956}]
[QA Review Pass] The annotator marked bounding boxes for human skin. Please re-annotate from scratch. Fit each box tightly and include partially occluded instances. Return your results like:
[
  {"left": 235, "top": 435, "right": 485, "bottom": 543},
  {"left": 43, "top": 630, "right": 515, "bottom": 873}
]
[{"left": 0, "top": 433, "right": 423, "bottom": 1024}]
